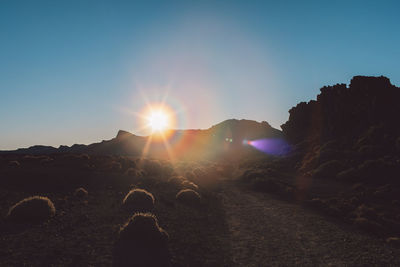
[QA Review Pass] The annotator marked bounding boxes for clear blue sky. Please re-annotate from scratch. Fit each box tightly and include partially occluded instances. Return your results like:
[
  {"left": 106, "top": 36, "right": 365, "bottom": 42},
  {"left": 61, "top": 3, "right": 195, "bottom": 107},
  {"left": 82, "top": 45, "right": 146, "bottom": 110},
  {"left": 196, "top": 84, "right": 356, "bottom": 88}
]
[{"left": 1, "top": 0, "right": 399, "bottom": 149}]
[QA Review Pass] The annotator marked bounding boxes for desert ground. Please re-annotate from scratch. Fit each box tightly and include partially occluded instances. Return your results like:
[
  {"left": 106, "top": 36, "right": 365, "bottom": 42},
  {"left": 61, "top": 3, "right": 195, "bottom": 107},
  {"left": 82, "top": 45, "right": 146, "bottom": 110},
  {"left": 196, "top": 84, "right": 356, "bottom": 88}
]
[{"left": 1, "top": 154, "right": 399, "bottom": 266}]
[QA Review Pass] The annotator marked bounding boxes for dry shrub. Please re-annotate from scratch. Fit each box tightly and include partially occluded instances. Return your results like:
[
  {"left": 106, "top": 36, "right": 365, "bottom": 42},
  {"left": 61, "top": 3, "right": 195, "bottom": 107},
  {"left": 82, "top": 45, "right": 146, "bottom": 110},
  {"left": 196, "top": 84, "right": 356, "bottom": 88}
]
[
  {"left": 7, "top": 196, "right": 56, "bottom": 224},
  {"left": 176, "top": 189, "right": 201, "bottom": 206},
  {"left": 181, "top": 180, "right": 199, "bottom": 191},
  {"left": 125, "top": 168, "right": 143, "bottom": 178},
  {"left": 96, "top": 158, "right": 122, "bottom": 172},
  {"left": 22, "top": 155, "right": 51, "bottom": 165},
  {"left": 40, "top": 157, "right": 54, "bottom": 165},
  {"left": 216, "top": 163, "right": 234, "bottom": 177},
  {"left": 167, "top": 176, "right": 184, "bottom": 187},
  {"left": 124, "top": 168, "right": 147, "bottom": 187},
  {"left": 305, "top": 198, "right": 328, "bottom": 211},
  {"left": 312, "top": 160, "right": 344, "bottom": 179},
  {"left": 251, "top": 177, "right": 280, "bottom": 193},
  {"left": 162, "top": 162, "right": 175, "bottom": 176},
  {"left": 80, "top": 153, "right": 90, "bottom": 161},
  {"left": 8, "top": 160, "right": 20, "bottom": 168},
  {"left": 357, "top": 145, "right": 384, "bottom": 157},
  {"left": 386, "top": 237, "right": 400, "bottom": 247},
  {"left": 193, "top": 167, "right": 206, "bottom": 179},
  {"left": 353, "top": 217, "right": 383, "bottom": 234},
  {"left": 123, "top": 189, "right": 155, "bottom": 212},
  {"left": 336, "top": 168, "right": 359, "bottom": 181},
  {"left": 191, "top": 167, "right": 219, "bottom": 188},
  {"left": 109, "top": 161, "right": 122, "bottom": 172},
  {"left": 116, "top": 157, "right": 135, "bottom": 171},
  {"left": 240, "top": 169, "right": 267, "bottom": 182},
  {"left": 113, "top": 213, "right": 170, "bottom": 267},
  {"left": 143, "top": 159, "right": 163, "bottom": 176},
  {"left": 373, "top": 184, "right": 400, "bottom": 201},
  {"left": 56, "top": 154, "right": 90, "bottom": 170},
  {"left": 185, "top": 171, "right": 196, "bottom": 181},
  {"left": 353, "top": 204, "right": 378, "bottom": 220},
  {"left": 298, "top": 149, "right": 320, "bottom": 172},
  {"left": 74, "top": 187, "right": 88, "bottom": 198},
  {"left": 356, "top": 159, "right": 400, "bottom": 183}
]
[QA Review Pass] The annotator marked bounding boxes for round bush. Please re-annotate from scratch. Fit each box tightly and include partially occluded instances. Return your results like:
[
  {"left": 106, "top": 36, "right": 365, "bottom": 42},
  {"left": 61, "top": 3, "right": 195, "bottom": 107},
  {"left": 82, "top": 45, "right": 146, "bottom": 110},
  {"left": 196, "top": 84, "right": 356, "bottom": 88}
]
[
  {"left": 125, "top": 168, "right": 142, "bottom": 177},
  {"left": 181, "top": 180, "right": 199, "bottom": 191},
  {"left": 176, "top": 189, "right": 201, "bottom": 206},
  {"left": 122, "top": 189, "right": 155, "bottom": 212},
  {"left": 113, "top": 213, "right": 170, "bottom": 267},
  {"left": 40, "top": 157, "right": 54, "bottom": 165},
  {"left": 167, "top": 176, "right": 184, "bottom": 187},
  {"left": 74, "top": 187, "right": 88, "bottom": 198},
  {"left": 109, "top": 161, "right": 122, "bottom": 172},
  {"left": 7, "top": 196, "right": 56, "bottom": 224},
  {"left": 142, "top": 159, "right": 163, "bottom": 176},
  {"left": 8, "top": 160, "right": 20, "bottom": 168},
  {"left": 185, "top": 171, "right": 196, "bottom": 181},
  {"left": 162, "top": 162, "right": 175, "bottom": 176},
  {"left": 193, "top": 168, "right": 206, "bottom": 180}
]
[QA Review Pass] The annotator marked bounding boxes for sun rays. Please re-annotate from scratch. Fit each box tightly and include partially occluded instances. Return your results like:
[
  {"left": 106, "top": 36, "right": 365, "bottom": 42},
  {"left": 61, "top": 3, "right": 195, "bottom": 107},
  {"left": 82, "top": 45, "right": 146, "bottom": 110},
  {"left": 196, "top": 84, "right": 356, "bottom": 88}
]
[{"left": 121, "top": 87, "right": 179, "bottom": 161}]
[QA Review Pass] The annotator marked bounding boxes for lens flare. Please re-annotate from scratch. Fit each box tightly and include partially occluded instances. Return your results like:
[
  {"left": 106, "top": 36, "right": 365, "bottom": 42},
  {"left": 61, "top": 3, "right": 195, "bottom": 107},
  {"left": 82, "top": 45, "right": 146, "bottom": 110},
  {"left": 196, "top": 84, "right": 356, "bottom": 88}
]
[{"left": 246, "top": 138, "right": 290, "bottom": 156}]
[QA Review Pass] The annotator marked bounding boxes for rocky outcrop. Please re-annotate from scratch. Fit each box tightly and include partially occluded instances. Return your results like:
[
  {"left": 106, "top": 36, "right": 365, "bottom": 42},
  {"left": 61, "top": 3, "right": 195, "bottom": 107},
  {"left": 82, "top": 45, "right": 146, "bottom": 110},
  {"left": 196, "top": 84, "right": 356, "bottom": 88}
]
[{"left": 281, "top": 76, "right": 400, "bottom": 148}]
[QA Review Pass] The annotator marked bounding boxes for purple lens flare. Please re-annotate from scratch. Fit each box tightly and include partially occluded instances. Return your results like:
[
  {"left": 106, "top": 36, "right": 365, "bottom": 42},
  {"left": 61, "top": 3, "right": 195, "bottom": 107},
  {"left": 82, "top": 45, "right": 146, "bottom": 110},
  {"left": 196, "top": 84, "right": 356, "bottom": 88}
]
[{"left": 245, "top": 138, "right": 290, "bottom": 156}]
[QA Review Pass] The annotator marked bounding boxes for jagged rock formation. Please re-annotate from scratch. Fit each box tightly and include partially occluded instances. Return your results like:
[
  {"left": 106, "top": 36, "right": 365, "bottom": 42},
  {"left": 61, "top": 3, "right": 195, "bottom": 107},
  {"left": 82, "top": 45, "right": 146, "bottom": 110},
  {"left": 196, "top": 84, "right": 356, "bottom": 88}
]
[
  {"left": 279, "top": 76, "right": 400, "bottom": 186},
  {"left": 240, "top": 76, "right": 400, "bottom": 236},
  {"left": 281, "top": 76, "right": 400, "bottom": 149}
]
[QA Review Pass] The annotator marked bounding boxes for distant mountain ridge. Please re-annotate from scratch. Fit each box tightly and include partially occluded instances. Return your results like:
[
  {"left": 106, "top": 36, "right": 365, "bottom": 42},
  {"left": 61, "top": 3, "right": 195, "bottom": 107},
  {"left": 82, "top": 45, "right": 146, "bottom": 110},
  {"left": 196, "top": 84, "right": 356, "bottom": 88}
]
[
  {"left": 4, "top": 75, "right": 398, "bottom": 159},
  {"left": 1, "top": 119, "right": 283, "bottom": 159}
]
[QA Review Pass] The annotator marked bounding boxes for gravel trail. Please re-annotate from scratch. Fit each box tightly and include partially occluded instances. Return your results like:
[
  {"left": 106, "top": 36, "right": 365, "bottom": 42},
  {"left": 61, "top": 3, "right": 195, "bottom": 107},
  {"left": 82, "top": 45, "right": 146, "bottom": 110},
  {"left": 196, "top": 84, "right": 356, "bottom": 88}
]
[{"left": 219, "top": 181, "right": 400, "bottom": 266}]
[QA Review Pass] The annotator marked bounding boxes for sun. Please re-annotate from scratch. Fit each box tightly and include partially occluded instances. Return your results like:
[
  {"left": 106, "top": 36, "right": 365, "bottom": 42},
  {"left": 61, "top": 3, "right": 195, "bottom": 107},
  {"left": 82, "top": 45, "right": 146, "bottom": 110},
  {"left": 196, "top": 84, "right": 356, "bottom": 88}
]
[
  {"left": 140, "top": 103, "right": 176, "bottom": 137},
  {"left": 147, "top": 110, "right": 169, "bottom": 132}
]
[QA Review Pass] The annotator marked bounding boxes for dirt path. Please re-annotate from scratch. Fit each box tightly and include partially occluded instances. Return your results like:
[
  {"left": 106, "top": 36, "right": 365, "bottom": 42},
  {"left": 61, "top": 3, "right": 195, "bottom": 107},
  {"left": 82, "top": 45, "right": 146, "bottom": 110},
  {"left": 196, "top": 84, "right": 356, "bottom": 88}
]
[{"left": 219, "top": 181, "right": 400, "bottom": 266}]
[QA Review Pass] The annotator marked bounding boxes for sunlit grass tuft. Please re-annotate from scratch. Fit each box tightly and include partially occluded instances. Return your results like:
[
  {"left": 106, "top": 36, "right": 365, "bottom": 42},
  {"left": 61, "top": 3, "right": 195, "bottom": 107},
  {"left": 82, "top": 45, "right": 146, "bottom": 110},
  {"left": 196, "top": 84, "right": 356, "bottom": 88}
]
[
  {"left": 7, "top": 196, "right": 56, "bottom": 224},
  {"left": 123, "top": 188, "right": 155, "bottom": 212}
]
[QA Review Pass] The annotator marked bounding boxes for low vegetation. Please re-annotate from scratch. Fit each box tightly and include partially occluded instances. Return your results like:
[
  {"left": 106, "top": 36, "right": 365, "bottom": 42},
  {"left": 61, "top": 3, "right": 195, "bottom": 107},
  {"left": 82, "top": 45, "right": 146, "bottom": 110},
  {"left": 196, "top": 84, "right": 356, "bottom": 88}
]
[
  {"left": 0, "top": 154, "right": 230, "bottom": 266},
  {"left": 176, "top": 189, "right": 201, "bottom": 206},
  {"left": 6, "top": 196, "right": 56, "bottom": 224},
  {"left": 113, "top": 213, "right": 170, "bottom": 267},
  {"left": 122, "top": 188, "right": 155, "bottom": 213},
  {"left": 74, "top": 187, "right": 88, "bottom": 198}
]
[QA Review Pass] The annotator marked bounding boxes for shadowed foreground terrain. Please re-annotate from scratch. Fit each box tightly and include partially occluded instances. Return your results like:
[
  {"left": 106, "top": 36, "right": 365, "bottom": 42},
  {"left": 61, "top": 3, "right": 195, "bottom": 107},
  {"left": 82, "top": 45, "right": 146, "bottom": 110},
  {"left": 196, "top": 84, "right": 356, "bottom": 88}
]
[
  {"left": 0, "top": 155, "right": 232, "bottom": 266},
  {"left": 1, "top": 155, "right": 399, "bottom": 266}
]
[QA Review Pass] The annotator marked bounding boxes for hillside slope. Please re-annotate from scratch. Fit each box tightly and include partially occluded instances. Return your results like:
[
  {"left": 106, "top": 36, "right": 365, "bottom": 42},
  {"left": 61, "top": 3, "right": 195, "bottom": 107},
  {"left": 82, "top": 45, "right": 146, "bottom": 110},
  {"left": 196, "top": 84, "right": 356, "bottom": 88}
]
[{"left": 1, "top": 119, "right": 284, "bottom": 160}]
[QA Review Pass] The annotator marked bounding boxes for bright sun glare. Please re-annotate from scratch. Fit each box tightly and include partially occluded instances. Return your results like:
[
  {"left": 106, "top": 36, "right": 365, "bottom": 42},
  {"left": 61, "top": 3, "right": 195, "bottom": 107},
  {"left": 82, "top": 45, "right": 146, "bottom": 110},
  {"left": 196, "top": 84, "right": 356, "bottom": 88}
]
[{"left": 147, "top": 110, "right": 169, "bottom": 132}]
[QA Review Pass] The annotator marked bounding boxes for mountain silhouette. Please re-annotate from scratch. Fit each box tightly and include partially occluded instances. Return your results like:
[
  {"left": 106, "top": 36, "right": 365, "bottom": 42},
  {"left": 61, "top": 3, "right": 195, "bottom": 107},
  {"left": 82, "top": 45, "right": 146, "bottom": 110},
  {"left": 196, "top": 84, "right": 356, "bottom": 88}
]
[{"left": 1, "top": 119, "right": 283, "bottom": 160}]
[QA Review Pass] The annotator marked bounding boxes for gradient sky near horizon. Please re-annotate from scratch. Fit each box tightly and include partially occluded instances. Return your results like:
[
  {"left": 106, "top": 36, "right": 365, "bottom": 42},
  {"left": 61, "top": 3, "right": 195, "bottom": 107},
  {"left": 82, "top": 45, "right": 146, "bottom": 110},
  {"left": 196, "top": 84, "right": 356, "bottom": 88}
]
[{"left": 1, "top": 0, "right": 399, "bottom": 150}]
